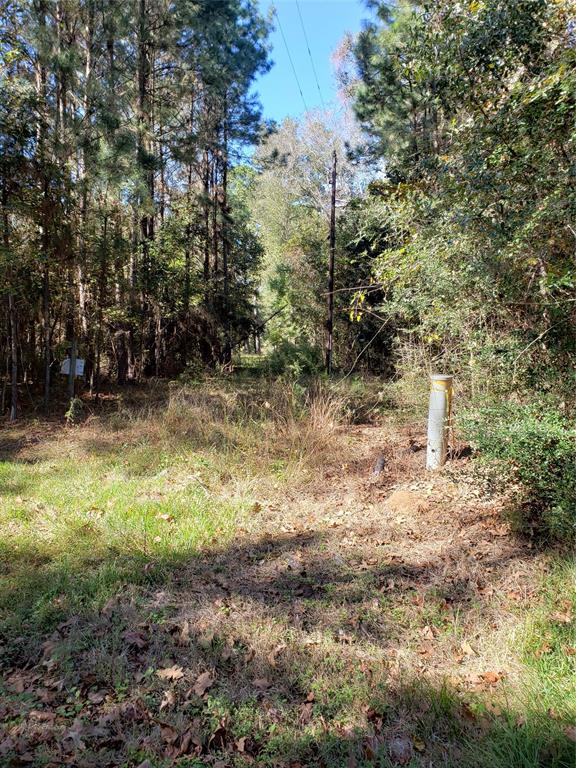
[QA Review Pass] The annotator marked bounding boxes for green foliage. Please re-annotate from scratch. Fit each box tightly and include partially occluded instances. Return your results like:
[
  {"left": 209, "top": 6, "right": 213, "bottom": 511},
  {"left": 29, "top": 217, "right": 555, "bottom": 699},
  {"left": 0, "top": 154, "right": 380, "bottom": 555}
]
[
  {"left": 0, "top": 0, "right": 271, "bottom": 411},
  {"left": 349, "top": 0, "right": 576, "bottom": 394},
  {"left": 266, "top": 338, "right": 324, "bottom": 379},
  {"left": 354, "top": 1, "right": 435, "bottom": 170},
  {"left": 65, "top": 397, "right": 85, "bottom": 426},
  {"left": 250, "top": 113, "right": 385, "bottom": 372},
  {"left": 462, "top": 405, "right": 576, "bottom": 541}
]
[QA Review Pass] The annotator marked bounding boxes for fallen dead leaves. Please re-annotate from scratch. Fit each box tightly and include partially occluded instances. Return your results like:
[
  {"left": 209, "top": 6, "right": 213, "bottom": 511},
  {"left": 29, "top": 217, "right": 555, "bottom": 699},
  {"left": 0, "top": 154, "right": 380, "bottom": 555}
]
[
  {"left": 550, "top": 603, "right": 573, "bottom": 625},
  {"left": 159, "top": 718, "right": 203, "bottom": 760},
  {"left": 460, "top": 639, "right": 477, "bottom": 657},
  {"left": 159, "top": 689, "right": 176, "bottom": 711},
  {"left": 267, "top": 642, "right": 286, "bottom": 666},
  {"left": 6, "top": 673, "right": 26, "bottom": 695},
  {"left": 534, "top": 641, "right": 553, "bottom": 658},
  {"left": 0, "top": 662, "right": 279, "bottom": 765},
  {"left": 156, "top": 665, "right": 216, "bottom": 698},
  {"left": 155, "top": 664, "right": 184, "bottom": 682},
  {"left": 453, "top": 639, "right": 478, "bottom": 663},
  {"left": 478, "top": 670, "right": 505, "bottom": 686},
  {"left": 0, "top": 698, "right": 152, "bottom": 764},
  {"left": 192, "top": 671, "right": 214, "bottom": 697}
]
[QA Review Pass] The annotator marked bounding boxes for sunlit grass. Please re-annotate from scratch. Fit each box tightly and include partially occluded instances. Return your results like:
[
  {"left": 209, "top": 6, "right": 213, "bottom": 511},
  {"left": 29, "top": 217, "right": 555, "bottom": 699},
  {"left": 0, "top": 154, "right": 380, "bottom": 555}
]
[
  {"left": 521, "top": 560, "right": 576, "bottom": 715},
  {"left": 0, "top": 447, "right": 243, "bottom": 645},
  {"left": 0, "top": 378, "right": 349, "bottom": 649}
]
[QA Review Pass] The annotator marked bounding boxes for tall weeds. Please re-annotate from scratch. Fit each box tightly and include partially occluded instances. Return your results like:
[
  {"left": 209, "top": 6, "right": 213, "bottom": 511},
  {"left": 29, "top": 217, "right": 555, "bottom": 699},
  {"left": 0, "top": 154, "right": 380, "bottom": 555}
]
[{"left": 160, "top": 380, "right": 349, "bottom": 473}]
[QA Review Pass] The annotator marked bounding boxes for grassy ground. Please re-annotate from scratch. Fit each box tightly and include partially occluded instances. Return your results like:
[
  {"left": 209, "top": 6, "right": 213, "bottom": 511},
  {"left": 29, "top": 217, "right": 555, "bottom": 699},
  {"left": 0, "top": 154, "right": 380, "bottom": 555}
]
[{"left": 0, "top": 374, "right": 574, "bottom": 767}]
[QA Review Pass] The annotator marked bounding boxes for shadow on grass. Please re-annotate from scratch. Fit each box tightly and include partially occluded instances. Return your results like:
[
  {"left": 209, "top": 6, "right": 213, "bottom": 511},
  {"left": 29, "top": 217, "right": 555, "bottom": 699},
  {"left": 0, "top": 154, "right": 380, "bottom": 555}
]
[
  {"left": 1, "top": 621, "right": 574, "bottom": 768},
  {"left": 0, "top": 529, "right": 574, "bottom": 767},
  {"left": 0, "top": 436, "right": 28, "bottom": 460},
  {"left": 0, "top": 524, "right": 544, "bottom": 662},
  {"left": 257, "top": 682, "right": 576, "bottom": 768}
]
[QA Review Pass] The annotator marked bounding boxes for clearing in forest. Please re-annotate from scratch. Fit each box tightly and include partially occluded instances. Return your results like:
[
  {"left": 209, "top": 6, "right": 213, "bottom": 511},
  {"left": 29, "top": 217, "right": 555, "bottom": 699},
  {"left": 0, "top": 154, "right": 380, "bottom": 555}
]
[{"left": 0, "top": 378, "right": 574, "bottom": 767}]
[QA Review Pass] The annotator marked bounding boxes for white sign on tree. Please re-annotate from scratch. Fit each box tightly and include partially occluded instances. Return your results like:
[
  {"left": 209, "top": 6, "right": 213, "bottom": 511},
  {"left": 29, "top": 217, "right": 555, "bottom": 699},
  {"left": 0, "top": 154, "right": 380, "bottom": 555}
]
[{"left": 60, "top": 358, "right": 85, "bottom": 377}]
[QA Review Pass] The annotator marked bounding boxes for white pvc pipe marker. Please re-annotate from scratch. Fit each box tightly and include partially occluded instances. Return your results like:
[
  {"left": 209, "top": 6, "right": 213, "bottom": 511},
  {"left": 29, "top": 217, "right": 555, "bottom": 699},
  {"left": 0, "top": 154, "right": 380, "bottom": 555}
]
[{"left": 426, "top": 374, "right": 453, "bottom": 470}]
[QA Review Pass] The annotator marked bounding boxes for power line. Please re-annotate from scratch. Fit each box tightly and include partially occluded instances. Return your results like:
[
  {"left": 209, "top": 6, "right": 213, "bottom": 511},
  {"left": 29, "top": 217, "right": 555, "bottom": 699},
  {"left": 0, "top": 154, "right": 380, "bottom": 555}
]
[
  {"left": 295, "top": 0, "right": 326, "bottom": 110},
  {"left": 273, "top": 5, "right": 309, "bottom": 113}
]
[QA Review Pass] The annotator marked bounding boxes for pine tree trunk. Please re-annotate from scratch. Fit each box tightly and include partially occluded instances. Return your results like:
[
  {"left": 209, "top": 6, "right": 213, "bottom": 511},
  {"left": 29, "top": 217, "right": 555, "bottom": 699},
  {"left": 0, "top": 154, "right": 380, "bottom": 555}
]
[
  {"left": 203, "top": 152, "right": 211, "bottom": 295},
  {"left": 78, "top": 0, "right": 95, "bottom": 347},
  {"left": 35, "top": 1, "right": 51, "bottom": 412},
  {"left": 68, "top": 336, "right": 77, "bottom": 400},
  {"left": 137, "top": 0, "right": 155, "bottom": 378},
  {"left": 94, "top": 213, "right": 108, "bottom": 402},
  {"left": 78, "top": 264, "right": 88, "bottom": 337},
  {"left": 42, "top": 263, "right": 50, "bottom": 412},
  {"left": 221, "top": 108, "right": 231, "bottom": 365},
  {"left": 8, "top": 293, "right": 17, "bottom": 422},
  {"left": 2, "top": 184, "right": 17, "bottom": 421},
  {"left": 212, "top": 159, "right": 219, "bottom": 278},
  {"left": 184, "top": 163, "right": 193, "bottom": 314},
  {"left": 154, "top": 303, "right": 162, "bottom": 376}
]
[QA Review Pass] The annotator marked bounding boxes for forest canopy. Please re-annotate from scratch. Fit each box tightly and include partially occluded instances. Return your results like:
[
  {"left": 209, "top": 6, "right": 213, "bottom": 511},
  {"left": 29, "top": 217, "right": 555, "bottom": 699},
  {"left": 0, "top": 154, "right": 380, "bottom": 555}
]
[{"left": 347, "top": 0, "right": 576, "bottom": 400}]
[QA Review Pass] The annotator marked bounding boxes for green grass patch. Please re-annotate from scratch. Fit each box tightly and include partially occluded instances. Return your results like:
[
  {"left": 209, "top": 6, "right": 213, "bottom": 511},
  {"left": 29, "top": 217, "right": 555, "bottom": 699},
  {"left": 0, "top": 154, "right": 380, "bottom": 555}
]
[
  {"left": 0, "top": 446, "right": 243, "bottom": 649},
  {"left": 1, "top": 379, "right": 575, "bottom": 768},
  {"left": 521, "top": 559, "right": 576, "bottom": 717}
]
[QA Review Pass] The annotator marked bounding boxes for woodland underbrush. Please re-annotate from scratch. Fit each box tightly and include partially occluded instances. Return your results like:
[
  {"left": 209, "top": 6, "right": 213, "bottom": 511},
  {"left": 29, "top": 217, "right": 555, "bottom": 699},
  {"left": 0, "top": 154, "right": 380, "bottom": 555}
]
[{"left": 381, "top": 338, "right": 576, "bottom": 546}]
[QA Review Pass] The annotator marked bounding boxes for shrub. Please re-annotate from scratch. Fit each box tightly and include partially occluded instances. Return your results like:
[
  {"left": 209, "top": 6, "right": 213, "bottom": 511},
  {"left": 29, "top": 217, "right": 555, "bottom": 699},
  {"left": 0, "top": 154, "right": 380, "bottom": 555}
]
[
  {"left": 462, "top": 404, "right": 576, "bottom": 542},
  {"left": 266, "top": 339, "right": 324, "bottom": 378}
]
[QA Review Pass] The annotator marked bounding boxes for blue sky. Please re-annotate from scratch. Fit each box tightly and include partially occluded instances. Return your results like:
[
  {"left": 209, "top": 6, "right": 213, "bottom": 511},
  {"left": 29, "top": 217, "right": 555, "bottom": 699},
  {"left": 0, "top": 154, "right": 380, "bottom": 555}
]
[{"left": 255, "top": 0, "right": 369, "bottom": 123}]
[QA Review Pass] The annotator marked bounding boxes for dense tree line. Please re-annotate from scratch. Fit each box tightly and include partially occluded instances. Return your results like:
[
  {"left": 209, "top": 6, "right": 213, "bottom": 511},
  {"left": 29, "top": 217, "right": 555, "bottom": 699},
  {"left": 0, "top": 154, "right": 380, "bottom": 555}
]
[
  {"left": 3, "top": 0, "right": 575, "bottom": 420},
  {"left": 247, "top": 1, "right": 575, "bottom": 390},
  {"left": 0, "top": 0, "right": 269, "bottom": 418},
  {"left": 345, "top": 0, "right": 576, "bottom": 398},
  {"left": 329, "top": 0, "right": 576, "bottom": 538}
]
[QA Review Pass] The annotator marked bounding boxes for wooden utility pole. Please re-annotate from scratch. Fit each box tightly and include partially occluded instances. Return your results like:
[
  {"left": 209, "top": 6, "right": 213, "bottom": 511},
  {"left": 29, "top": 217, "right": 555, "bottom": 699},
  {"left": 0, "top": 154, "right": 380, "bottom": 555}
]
[{"left": 325, "top": 150, "right": 337, "bottom": 374}]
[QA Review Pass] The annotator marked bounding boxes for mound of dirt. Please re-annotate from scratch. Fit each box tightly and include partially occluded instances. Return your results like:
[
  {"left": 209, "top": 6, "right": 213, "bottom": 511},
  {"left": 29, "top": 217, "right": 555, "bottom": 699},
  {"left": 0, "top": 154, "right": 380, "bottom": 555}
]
[{"left": 384, "top": 489, "right": 430, "bottom": 516}]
